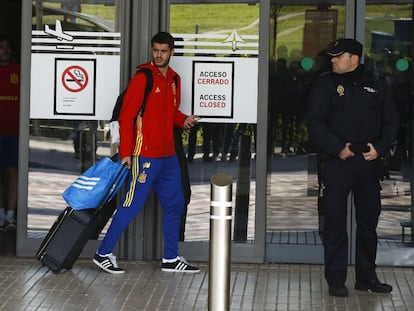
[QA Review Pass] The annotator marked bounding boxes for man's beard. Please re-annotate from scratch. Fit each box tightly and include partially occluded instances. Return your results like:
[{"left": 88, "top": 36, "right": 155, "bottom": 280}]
[{"left": 153, "top": 56, "right": 170, "bottom": 68}]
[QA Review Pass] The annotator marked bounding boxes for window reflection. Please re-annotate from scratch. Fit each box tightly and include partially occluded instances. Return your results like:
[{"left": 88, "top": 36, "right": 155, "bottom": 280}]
[
  {"left": 170, "top": 3, "right": 260, "bottom": 242},
  {"left": 366, "top": 4, "right": 412, "bottom": 243},
  {"left": 28, "top": 1, "right": 117, "bottom": 238}
]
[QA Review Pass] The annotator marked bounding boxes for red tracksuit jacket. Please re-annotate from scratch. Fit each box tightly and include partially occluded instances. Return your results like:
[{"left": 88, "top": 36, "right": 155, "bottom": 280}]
[{"left": 118, "top": 62, "right": 187, "bottom": 159}]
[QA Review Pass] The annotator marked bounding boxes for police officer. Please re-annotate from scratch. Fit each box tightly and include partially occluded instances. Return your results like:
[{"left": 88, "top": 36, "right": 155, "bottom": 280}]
[{"left": 307, "top": 38, "right": 398, "bottom": 297}]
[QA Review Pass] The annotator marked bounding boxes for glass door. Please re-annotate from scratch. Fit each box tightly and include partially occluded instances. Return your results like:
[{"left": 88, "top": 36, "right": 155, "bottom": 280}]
[
  {"left": 365, "top": 3, "right": 413, "bottom": 266},
  {"left": 266, "top": 1, "right": 414, "bottom": 266},
  {"left": 169, "top": 2, "right": 262, "bottom": 261},
  {"left": 19, "top": 0, "right": 120, "bottom": 256},
  {"left": 266, "top": 2, "right": 346, "bottom": 263}
]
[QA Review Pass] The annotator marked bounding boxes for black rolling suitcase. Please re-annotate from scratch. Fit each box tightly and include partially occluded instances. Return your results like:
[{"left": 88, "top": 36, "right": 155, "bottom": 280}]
[{"left": 36, "top": 157, "right": 128, "bottom": 273}]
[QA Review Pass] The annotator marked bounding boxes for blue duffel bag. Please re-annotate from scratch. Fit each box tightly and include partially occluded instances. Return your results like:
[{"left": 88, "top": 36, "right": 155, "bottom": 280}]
[{"left": 62, "top": 157, "right": 128, "bottom": 210}]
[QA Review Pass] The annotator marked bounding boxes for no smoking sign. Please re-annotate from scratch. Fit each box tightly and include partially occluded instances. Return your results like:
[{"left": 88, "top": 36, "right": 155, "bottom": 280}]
[
  {"left": 62, "top": 65, "right": 89, "bottom": 92},
  {"left": 54, "top": 58, "right": 96, "bottom": 115}
]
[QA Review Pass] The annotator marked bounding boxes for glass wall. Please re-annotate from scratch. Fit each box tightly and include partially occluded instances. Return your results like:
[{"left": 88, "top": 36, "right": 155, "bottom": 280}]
[
  {"left": 265, "top": 1, "right": 414, "bottom": 264},
  {"left": 20, "top": 0, "right": 414, "bottom": 264},
  {"left": 169, "top": 3, "right": 260, "bottom": 243},
  {"left": 28, "top": 1, "right": 119, "bottom": 238},
  {"left": 266, "top": 2, "right": 346, "bottom": 262},
  {"left": 365, "top": 3, "right": 412, "bottom": 262}
]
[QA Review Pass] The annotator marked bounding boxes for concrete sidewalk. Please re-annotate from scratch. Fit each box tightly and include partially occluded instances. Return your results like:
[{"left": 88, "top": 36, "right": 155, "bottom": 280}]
[{"left": 0, "top": 256, "right": 413, "bottom": 311}]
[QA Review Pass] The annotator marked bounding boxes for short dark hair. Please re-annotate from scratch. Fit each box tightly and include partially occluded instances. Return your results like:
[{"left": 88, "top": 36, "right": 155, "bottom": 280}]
[{"left": 151, "top": 32, "right": 174, "bottom": 49}]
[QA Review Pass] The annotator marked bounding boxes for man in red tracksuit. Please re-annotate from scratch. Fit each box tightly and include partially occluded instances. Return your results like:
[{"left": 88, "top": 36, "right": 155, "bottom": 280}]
[
  {"left": 93, "top": 32, "right": 200, "bottom": 274},
  {"left": 0, "top": 34, "right": 19, "bottom": 232}
]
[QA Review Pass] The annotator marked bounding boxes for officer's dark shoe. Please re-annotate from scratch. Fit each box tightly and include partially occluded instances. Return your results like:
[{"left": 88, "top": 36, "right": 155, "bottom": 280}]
[
  {"left": 328, "top": 283, "right": 349, "bottom": 297},
  {"left": 355, "top": 279, "right": 392, "bottom": 293}
]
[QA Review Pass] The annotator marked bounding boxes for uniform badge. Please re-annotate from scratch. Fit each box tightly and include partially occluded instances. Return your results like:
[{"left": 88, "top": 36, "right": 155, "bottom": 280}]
[
  {"left": 363, "top": 86, "right": 377, "bottom": 93},
  {"left": 143, "top": 162, "right": 151, "bottom": 169},
  {"left": 10, "top": 72, "right": 19, "bottom": 84},
  {"left": 138, "top": 171, "right": 147, "bottom": 183},
  {"left": 336, "top": 84, "right": 345, "bottom": 96}
]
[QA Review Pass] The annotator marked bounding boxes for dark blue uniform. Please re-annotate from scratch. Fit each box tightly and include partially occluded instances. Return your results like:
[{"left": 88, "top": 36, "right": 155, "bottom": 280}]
[{"left": 307, "top": 65, "right": 398, "bottom": 286}]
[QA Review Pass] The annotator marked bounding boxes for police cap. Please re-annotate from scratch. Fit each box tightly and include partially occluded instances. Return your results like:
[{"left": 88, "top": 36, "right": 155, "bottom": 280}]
[{"left": 326, "top": 38, "right": 363, "bottom": 58}]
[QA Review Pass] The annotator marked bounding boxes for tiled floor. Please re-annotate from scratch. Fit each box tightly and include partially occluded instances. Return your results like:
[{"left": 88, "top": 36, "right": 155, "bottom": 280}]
[{"left": 0, "top": 256, "right": 413, "bottom": 311}]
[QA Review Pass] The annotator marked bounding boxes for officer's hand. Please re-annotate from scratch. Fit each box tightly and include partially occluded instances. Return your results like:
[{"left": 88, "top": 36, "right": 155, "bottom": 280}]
[
  {"left": 363, "top": 143, "right": 378, "bottom": 161},
  {"left": 121, "top": 156, "right": 132, "bottom": 169},
  {"left": 339, "top": 143, "right": 355, "bottom": 160}
]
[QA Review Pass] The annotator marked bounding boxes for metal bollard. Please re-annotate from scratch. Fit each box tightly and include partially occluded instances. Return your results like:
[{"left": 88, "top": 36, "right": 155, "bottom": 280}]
[{"left": 209, "top": 173, "right": 233, "bottom": 311}]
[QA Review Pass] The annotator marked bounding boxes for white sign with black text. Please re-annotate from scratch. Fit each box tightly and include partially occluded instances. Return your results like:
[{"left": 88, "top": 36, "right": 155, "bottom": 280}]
[
  {"left": 192, "top": 61, "right": 234, "bottom": 118},
  {"left": 170, "top": 56, "right": 258, "bottom": 124},
  {"left": 30, "top": 25, "right": 120, "bottom": 120},
  {"left": 54, "top": 58, "right": 96, "bottom": 116}
]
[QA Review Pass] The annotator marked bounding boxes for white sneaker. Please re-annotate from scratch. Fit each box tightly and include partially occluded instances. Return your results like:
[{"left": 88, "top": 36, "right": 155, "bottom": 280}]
[
  {"left": 161, "top": 256, "right": 200, "bottom": 273},
  {"left": 93, "top": 253, "right": 124, "bottom": 274}
]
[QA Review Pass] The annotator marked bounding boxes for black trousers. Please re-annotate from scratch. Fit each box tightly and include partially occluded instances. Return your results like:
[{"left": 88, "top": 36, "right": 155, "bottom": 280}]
[{"left": 322, "top": 155, "right": 381, "bottom": 285}]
